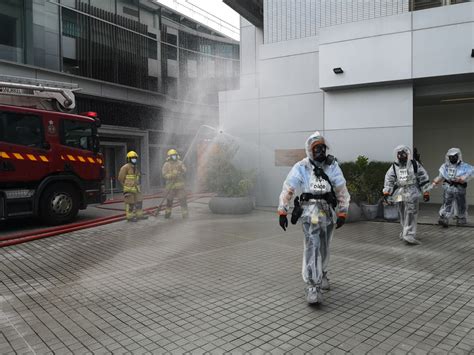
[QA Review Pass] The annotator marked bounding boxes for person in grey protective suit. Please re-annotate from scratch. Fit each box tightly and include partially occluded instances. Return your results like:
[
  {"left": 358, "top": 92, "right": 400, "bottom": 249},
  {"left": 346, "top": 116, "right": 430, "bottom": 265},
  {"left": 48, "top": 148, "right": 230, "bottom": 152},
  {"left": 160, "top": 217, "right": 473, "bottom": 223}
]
[
  {"left": 383, "top": 145, "right": 431, "bottom": 245},
  {"left": 431, "top": 148, "right": 474, "bottom": 227},
  {"left": 278, "top": 132, "right": 350, "bottom": 305}
]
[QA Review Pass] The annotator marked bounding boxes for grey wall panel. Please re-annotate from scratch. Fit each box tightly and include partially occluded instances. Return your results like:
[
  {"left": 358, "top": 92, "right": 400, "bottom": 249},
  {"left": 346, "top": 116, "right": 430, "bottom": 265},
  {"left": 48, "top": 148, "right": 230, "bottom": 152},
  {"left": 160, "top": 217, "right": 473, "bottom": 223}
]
[
  {"left": 325, "top": 126, "right": 413, "bottom": 163},
  {"left": 240, "top": 26, "right": 257, "bottom": 76},
  {"left": 221, "top": 99, "right": 260, "bottom": 135},
  {"left": 324, "top": 85, "right": 413, "bottom": 130},
  {"left": 319, "top": 31, "right": 412, "bottom": 88},
  {"left": 413, "top": 1, "right": 473, "bottom": 29},
  {"left": 319, "top": 12, "right": 412, "bottom": 44},
  {"left": 323, "top": 84, "right": 414, "bottom": 161},
  {"left": 259, "top": 92, "right": 324, "bottom": 134},
  {"left": 258, "top": 131, "right": 318, "bottom": 206},
  {"left": 259, "top": 52, "right": 320, "bottom": 98},
  {"left": 413, "top": 23, "right": 474, "bottom": 78}
]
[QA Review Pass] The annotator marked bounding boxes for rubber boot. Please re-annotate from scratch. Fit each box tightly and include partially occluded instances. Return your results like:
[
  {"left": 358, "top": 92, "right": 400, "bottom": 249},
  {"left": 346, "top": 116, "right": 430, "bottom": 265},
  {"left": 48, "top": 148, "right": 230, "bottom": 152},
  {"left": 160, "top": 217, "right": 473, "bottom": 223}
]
[
  {"left": 456, "top": 217, "right": 467, "bottom": 226},
  {"left": 126, "top": 204, "right": 137, "bottom": 222},
  {"left": 438, "top": 217, "right": 449, "bottom": 228},
  {"left": 321, "top": 273, "right": 330, "bottom": 291},
  {"left": 305, "top": 285, "right": 323, "bottom": 304},
  {"left": 403, "top": 235, "right": 420, "bottom": 245}
]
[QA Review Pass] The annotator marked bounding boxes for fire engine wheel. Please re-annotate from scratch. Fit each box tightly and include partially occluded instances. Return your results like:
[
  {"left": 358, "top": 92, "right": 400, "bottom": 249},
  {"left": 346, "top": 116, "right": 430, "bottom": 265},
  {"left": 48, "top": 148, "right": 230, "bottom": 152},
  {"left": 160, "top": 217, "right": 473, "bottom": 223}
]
[{"left": 40, "top": 183, "right": 80, "bottom": 225}]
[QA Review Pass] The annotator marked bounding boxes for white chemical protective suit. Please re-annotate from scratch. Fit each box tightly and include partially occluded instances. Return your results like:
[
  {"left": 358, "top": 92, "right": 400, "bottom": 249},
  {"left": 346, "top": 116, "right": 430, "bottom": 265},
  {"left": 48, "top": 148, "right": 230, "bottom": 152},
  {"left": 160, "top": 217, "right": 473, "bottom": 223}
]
[
  {"left": 432, "top": 148, "right": 474, "bottom": 226},
  {"left": 278, "top": 132, "right": 350, "bottom": 304},
  {"left": 383, "top": 145, "right": 430, "bottom": 245}
]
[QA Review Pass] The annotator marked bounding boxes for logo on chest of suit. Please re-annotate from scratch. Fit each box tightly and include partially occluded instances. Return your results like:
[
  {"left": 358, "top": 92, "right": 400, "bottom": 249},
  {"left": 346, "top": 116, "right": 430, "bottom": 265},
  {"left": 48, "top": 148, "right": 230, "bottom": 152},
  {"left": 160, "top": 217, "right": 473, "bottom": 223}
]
[
  {"left": 398, "top": 168, "right": 409, "bottom": 183},
  {"left": 447, "top": 167, "right": 457, "bottom": 179},
  {"left": 310, "top": 175, "right": 329, "bottom": 194}
]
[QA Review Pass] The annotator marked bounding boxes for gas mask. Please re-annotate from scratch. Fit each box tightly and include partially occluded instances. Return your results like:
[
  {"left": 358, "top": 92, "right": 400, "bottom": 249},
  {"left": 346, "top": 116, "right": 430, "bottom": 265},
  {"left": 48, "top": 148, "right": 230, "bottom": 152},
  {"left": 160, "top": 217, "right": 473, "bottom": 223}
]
[
  {"left": 313, "top": 144, "right": 327, "bottom": 163},
  {"left": 130, "top": 158, "right": 137, "bottom": 165},
  {"left": 448, "top": 154, "right": 459, "bottom": 165},
  {"left": 397, "top": 150, "right": 408, "bottom": 164},
  {"left": 171, "top": 155, "right": 177, "bottom": 161}
]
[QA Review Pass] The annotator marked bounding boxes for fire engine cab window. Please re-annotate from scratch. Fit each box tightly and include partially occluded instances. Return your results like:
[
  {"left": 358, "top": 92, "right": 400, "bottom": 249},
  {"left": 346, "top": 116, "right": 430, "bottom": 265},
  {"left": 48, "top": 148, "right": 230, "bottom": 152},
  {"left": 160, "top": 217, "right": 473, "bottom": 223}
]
[
  {"left": 0, "top": 111, "right": 43, "bottom": 147},
  {"left": 61, "top": 120, "right": 93, "bottom": 151}
]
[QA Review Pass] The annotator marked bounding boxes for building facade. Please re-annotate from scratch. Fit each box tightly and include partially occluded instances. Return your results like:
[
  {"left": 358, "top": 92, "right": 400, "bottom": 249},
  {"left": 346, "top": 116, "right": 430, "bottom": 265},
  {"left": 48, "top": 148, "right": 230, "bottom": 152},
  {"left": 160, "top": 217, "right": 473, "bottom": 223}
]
[
  {"left": 0, "top": 0, "right": 239, "bottom": 192},
  {"left": 220, "top": 0, "right": 474, "bottom": 206}
]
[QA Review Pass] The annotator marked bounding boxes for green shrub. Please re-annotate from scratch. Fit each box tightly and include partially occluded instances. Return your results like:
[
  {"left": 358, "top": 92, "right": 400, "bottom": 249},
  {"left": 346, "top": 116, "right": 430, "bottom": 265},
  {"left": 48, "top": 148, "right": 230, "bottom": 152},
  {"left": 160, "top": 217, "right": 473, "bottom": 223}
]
[
  {"left": 340, "top": 155, "right": 392, "bottom": 205},
  {"left": 205, "top": 144, "right": 255, "bottom": 197}
]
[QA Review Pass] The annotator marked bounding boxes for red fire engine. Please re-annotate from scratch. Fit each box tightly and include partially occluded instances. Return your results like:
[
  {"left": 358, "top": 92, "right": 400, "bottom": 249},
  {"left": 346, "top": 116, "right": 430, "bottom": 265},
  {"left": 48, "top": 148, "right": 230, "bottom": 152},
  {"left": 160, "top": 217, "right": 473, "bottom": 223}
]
[{"left": 0, "top": 76, "right": 105, "bottom": 225}]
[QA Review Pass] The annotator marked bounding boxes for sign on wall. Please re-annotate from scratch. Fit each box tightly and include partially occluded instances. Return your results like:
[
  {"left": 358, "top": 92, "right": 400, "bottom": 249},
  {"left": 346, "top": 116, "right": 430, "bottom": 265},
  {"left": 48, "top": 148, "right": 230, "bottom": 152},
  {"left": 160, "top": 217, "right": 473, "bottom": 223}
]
[{"left": 275, "top": 149, "right": 306, "bottom": 166}]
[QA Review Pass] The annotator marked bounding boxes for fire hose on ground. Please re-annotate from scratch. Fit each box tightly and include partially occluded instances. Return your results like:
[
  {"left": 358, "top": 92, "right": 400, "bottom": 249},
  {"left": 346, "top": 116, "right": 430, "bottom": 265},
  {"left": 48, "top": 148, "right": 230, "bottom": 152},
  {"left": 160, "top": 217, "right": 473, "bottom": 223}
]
[{"left": 0, "top": 193, "right": 214, "bottom": 248}]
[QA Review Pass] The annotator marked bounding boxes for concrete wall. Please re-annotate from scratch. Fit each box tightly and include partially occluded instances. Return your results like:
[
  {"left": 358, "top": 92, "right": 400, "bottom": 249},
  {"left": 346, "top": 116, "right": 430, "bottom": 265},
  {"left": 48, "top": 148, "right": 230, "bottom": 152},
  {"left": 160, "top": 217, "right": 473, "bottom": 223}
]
[
  {"left": 220, "top": 33, "right": 325, "bottom": 206},
  {"left": 414, "top": 103, "right": 474, "bottom": 204},
  {"left": 324, "top": 84, "right": 413, "bottom": 162},
  {"left": 319, "top": 2, "right": 474, "bottom": 89},
  {"left": 219, "top": 3, "right": 474, "bottom": 207},
  {"left": 221, "top": 34, "right": 413, "bottom": 206}
]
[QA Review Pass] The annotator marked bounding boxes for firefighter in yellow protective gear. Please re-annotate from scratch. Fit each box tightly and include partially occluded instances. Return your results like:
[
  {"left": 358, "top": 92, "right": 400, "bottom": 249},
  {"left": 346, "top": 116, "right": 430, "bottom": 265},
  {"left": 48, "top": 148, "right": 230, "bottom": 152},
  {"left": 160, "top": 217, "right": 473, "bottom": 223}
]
[
  {"left": 118, "top": 151, "right": 147, "bottom": 222},
  {"left": 162, "top": 149, "right": 188, "bottom": 219}
]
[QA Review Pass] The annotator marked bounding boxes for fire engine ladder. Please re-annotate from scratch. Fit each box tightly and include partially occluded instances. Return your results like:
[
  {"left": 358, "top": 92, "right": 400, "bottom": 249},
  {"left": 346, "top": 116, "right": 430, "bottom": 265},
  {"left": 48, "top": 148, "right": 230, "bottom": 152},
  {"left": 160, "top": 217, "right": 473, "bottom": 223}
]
[{"left": 0, "top": 75, "right": 80, "bottom": 112}]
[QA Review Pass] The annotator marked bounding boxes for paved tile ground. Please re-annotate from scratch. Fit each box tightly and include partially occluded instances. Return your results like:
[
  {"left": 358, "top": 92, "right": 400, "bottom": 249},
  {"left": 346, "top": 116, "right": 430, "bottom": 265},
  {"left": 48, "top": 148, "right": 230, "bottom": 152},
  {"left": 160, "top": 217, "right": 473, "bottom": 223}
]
[
  {"left": 0, "top": 193, "right": 167, "bottom": 238},
  {"left": 0, "top": 200, "right": 473, "bottom": 354}
]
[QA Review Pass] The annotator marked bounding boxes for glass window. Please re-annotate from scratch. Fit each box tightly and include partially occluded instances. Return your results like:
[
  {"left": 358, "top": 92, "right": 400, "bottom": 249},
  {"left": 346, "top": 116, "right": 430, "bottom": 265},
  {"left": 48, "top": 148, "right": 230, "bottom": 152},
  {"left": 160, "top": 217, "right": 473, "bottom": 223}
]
[
  {"left": 31, "top": 1, "right": 61, "bottom": 70},
  {"left": 0, "top": 111, "right": 44, "bottom": 148},
  {"left": 117, "top": 0, "right": 139, "bottom": 19},
  {"left": 0, "top": 0, "right": 25, "bottom": 63},
  {"left": 62, "top": 8, "right": 89, "bottom": 76},
  {"left": 61, "top": 119, "right": 94, "bottom": 151},
  {"left": 165, "top": 32, "right": 177, "bottom": 46},
  {"left": 147, "top": 37, "right": 157, "bottom": 59},
  {"left": 162, "top": 43, "right": 177, "bottom": 61}
]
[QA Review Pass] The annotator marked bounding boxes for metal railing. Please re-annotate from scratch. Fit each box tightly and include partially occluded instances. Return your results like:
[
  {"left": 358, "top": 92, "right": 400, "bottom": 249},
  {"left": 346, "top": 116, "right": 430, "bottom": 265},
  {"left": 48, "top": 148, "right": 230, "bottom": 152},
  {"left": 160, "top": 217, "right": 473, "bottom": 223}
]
[
  {"left": 410, "top": 0, "right": 472, "bottom": 11},
  {"left": 264, "top": 0, "right": 473, "bottom": 44}
]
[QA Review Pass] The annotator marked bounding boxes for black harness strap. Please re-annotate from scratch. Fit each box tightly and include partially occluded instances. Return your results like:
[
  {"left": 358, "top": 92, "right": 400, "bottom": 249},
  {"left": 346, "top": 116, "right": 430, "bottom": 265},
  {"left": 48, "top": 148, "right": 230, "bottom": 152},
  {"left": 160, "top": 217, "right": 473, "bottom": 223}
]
[
  {"left": 308, "top": 160, "right": 338, "bottom": 209},
  {"left": 393, "top": 159, "right": 418, "bottom": 178}
]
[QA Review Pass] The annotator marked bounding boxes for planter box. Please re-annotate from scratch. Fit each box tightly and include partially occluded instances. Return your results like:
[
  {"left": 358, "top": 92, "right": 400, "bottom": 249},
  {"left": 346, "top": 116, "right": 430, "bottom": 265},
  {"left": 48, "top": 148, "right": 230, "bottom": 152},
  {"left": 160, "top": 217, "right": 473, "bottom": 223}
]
[
  {"left": 361, "top": 203, "right": 378, "bottom": 220},
  {"left": 383, "top": 204, "right": 399, "bottom": 221},
  {"left": 209, "top": 196, "right": 254, "bottom": 214},
  {"left": 346, "top": 202, "right": 362, "bottom": 223}
]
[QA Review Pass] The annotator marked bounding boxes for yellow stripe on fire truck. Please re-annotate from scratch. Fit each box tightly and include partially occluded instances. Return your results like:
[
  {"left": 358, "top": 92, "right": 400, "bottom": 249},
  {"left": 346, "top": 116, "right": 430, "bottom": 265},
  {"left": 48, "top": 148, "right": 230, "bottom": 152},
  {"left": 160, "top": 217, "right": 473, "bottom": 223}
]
[{"left": 0, "top": 152, "right": 100, "bottom": 164}]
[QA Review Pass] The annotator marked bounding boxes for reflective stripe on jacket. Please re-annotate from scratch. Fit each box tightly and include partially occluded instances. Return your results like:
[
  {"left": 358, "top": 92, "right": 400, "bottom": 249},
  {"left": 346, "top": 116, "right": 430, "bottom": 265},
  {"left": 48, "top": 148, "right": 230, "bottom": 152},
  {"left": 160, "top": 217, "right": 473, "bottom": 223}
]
[
  {"left": 162, "top": 160, "right": 186, "bottom": 190},
  {"left": 118, "top": 163, "right": 141, "bottom": 193}
]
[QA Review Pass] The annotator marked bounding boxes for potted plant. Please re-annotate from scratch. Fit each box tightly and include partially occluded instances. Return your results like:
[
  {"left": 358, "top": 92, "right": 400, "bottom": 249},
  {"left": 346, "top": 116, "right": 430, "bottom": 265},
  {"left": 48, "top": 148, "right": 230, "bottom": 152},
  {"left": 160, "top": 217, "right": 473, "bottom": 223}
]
[
  {"left": 340, "top": 156, "right": 392, "bottom": 221},
  {"left": 205, "top": 144, "right": 255, "bottom": 214},
  {"left": 338, "top": 159, "right": 364, "bottom": 223}
]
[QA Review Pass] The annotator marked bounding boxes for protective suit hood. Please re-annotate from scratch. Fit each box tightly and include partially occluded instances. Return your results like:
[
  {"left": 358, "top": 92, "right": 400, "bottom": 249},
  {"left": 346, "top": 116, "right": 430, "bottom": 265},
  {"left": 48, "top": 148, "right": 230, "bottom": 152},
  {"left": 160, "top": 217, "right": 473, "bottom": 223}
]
[
  {"left": 305, "top": 131, "right": 329, "bottom": 162},
  {"left": 393, "top": 145, "right": 412, "bottom": 163},
  {"left": 445, "top": 148, "right": 463, "bottom": 165}
]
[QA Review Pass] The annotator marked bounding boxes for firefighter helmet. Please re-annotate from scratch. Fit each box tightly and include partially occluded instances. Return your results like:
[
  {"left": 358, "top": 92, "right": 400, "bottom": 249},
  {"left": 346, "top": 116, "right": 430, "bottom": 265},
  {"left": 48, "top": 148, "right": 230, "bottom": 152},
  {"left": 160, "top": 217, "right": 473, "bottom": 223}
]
[
  {"left": 167, "top": 149, "right": 178, "bottom": 156},
  {"left": 126, "top": 151, "right": 138, "bottom": 159},
  {"left": 126, "top": 151, "right": 138, "bottom": 160}
]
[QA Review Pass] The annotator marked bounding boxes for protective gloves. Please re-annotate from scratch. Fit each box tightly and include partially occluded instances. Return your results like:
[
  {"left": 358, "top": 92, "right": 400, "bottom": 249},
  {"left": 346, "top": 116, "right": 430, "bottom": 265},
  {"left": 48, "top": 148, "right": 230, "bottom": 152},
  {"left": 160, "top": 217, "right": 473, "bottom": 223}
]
[
  {"left": 336, "top": 214, "right": 346, "bottom": 229},
  {"left": 423, "top": 192, "right": 430, "bottom": 202},
  {"left": 279, "top": 214, "right": 288, "bottom": 231}
]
